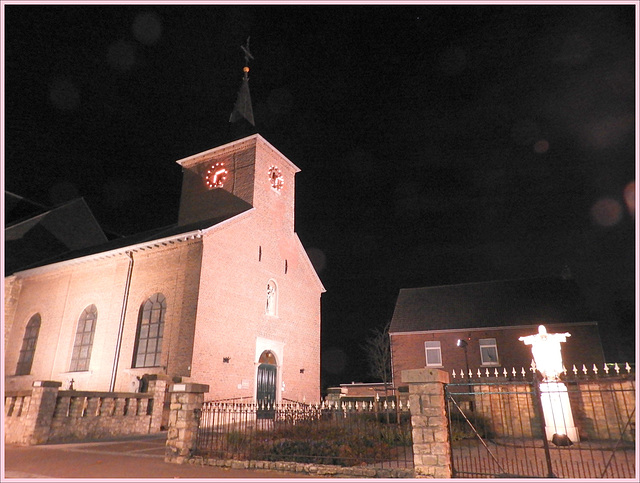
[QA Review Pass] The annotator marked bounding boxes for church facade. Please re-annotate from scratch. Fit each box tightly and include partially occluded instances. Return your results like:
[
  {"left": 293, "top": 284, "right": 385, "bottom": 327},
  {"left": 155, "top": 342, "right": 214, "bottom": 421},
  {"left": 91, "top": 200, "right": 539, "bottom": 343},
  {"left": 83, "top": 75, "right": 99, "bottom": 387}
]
[{"left": 4, "top": 134, "right": 325, "bottom": 407}]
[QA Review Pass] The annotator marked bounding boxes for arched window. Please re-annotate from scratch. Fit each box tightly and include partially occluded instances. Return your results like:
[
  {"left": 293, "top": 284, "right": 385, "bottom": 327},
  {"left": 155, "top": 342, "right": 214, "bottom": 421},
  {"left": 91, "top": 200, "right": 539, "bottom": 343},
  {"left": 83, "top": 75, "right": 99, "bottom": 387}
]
[
  {"left": 70, "top": 305, "right": 97, "bottom": 372},
  {"left": 266, "top": 280, "right": 278, "bottom": 316},
  {"left": 133, "top": 293, "right": 166, "bottom": 368},
  {"left": 15, "top": 314, "right": 41, "bottom": 375}
]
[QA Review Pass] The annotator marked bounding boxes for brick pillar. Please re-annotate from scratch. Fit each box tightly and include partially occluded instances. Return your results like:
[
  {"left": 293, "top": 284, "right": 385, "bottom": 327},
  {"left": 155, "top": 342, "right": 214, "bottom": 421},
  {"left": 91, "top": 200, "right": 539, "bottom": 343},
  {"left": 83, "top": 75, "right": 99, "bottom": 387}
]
[
  {"left": 24, "top": 381, "right": 62, "bottom": 445},
  {"left": 147, "top": 378, "right": 167, "bottom": 432},
  {"left": 165, "top": 382, "right": 209, "bottom": 464},
  {"left": 403, "top": 368, "right": 452, "bottom": 478}
]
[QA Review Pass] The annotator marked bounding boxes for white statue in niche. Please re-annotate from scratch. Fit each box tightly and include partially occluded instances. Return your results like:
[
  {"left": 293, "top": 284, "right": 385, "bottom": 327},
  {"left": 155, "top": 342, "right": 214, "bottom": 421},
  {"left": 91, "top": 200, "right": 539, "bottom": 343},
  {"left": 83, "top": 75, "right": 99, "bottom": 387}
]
[
  {"left": 519, "top": 325, "right": 571, "bottom": 381},
  {"left": 266, "top": 282, "right": 276, "bottom": 315}
]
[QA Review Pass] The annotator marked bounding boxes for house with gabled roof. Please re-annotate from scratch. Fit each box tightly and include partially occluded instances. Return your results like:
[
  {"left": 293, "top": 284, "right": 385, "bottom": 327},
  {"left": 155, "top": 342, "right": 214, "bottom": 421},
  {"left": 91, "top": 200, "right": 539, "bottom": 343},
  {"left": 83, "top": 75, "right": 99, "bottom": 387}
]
[{"left": 389, "top": 277, "right": 606, "bottom": 387}]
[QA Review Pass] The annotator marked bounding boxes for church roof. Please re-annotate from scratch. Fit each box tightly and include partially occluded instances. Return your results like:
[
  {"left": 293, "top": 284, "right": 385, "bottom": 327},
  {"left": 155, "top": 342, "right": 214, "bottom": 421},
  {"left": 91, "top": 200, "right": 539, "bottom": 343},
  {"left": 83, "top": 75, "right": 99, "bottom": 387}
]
[
  {"left": 227, "top": 37, "right": 256, "bottom": 140},
  {"left": 5, "top": 197, "right": 108, "bottom": 274},
  {"left": 7, "top": 209, "right": 250, "bottom": 275},
  {"left": 389, "top": 277, "right": 596, "bottom": 334}
]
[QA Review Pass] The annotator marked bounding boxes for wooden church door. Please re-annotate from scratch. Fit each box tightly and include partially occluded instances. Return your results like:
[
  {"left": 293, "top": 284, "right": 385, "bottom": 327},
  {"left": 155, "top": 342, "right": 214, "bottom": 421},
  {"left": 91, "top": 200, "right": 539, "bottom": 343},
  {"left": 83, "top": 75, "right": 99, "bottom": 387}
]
[{"left": 256, "top": 350, "right": 277, "bottom": 419}]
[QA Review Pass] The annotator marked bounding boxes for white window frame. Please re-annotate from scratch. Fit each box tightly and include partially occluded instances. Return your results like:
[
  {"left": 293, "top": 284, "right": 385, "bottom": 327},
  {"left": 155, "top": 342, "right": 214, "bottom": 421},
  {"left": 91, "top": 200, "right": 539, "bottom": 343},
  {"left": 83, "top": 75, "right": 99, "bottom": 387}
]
[
  {"left": 424, "top": 341, "right": 443, "bottom": 367},
  {"left": 479, "top": 338, "right": 500, "bottom": 366}
]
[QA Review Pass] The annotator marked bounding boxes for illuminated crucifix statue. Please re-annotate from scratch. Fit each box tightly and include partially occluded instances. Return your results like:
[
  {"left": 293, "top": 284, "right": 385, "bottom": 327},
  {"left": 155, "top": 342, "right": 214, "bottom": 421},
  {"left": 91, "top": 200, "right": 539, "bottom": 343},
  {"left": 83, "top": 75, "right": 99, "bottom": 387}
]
[
  {"left": 519, "top": 325, "right": 571, "bottom": 381},
  {"left": 520, "top": 325, "right": 579, "bottom": 444}
]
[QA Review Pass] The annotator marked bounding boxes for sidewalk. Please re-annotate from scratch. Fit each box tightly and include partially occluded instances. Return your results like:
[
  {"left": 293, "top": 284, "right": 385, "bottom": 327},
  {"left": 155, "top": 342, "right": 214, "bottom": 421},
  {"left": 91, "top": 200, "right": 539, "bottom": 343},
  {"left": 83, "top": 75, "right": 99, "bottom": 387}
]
[{"left": 3, "top": 432, "right": 324, "bottom": 480}]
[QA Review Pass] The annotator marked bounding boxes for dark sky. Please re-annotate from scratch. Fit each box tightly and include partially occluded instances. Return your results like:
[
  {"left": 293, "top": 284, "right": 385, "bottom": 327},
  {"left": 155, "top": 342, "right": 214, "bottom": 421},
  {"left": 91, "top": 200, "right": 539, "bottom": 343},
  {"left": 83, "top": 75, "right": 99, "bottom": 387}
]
[{"left": 3, "top": 2, "right": 637, "bottom": 390}]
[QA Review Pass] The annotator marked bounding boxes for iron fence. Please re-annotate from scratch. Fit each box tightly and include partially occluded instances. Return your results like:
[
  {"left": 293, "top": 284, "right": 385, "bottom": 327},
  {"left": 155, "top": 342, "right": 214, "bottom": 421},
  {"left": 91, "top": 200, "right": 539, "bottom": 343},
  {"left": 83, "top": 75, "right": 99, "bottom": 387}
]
[
  {"left": 194, "top": 399, "right": 413, "bottom": 469},
  {"left": 446, "top": 364, "right": 636, "bottom": 478}
]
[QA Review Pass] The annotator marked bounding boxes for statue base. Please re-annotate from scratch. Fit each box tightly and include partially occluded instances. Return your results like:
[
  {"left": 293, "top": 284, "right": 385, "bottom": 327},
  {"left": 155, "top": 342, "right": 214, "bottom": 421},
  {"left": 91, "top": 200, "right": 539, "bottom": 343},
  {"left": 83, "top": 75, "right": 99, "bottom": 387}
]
[{"left": 539, "top": 381, "right": 580, "bottom": 443}]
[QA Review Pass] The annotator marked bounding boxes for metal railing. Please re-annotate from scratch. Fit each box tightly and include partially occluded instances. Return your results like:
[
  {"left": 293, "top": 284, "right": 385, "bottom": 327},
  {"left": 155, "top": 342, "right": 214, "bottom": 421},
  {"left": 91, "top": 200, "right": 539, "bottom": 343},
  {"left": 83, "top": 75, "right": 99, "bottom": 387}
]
[
  {"left": 194, "top": 399, "right": 413, "bottom": 469},
  {"left": 446, "top": 363, "right": 636, "bottom": 478}
]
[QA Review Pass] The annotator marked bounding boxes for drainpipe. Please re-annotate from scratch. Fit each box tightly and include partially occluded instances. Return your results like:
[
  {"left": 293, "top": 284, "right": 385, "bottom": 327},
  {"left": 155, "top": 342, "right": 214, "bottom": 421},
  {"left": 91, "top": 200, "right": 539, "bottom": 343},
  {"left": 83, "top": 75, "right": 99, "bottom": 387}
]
[{"left": 109, "top": 250, "right": 134, "bottom": 392}]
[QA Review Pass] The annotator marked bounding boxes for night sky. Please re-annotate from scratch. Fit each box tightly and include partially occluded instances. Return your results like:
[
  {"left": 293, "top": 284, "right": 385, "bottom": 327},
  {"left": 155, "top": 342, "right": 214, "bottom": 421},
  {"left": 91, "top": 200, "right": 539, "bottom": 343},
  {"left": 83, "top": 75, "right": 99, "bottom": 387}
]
[{"left": 3, "top": 3, "right": 637, "bottom": 391}]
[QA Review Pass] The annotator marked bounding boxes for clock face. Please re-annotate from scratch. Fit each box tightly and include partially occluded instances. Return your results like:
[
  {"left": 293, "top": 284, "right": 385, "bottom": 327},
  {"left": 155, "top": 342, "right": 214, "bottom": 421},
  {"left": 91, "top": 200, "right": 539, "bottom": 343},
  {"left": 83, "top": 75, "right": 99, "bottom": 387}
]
[
  {"left": 268, "top": 165, "right": 284, "bottom": 192},
  {"left": 204, "top": 162, "right": 228, "bottom": 189}
]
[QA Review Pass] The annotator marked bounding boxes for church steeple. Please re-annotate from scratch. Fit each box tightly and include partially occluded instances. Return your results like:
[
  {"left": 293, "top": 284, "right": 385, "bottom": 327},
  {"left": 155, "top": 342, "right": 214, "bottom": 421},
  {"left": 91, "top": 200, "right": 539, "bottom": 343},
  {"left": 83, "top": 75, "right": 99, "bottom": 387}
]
[{"left": 228, "top": 37, "right": 256, "bottom": 139}]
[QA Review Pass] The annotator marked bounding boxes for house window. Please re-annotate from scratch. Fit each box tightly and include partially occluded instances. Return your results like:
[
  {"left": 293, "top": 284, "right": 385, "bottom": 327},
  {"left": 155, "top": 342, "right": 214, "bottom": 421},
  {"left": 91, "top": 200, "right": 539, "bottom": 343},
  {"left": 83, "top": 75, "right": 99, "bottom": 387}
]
[
  {"left": 133, "top": 293, "right": 166, "bottom": 368},
  {"left": 424, "top": 341, "right": 442, "bottom": 367},
  {"left": 16, "top": 314, "right": 41, "bottom": 375},
  {"left": 479, "top": 338, "right": 499, "bottom": 365},
  {"left": 266, "top": 280, "right": 278, "bottom": 316},
  {"left": 70, "top": 305, "right": 97, "bottom": 372}
]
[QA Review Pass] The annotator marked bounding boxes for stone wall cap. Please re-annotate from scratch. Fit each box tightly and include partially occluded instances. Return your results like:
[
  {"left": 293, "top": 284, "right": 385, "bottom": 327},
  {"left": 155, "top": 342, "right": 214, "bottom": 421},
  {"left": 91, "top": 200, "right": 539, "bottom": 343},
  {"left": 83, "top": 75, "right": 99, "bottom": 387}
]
[
  {"left": 170, "top": 383, "right": 209, "bottom": 393},
  {"left": 32, "top": 380, "right": 63, "bottom": 388},
  {"left": 402, "top": 368, "right": 450, "bottom": 384}
]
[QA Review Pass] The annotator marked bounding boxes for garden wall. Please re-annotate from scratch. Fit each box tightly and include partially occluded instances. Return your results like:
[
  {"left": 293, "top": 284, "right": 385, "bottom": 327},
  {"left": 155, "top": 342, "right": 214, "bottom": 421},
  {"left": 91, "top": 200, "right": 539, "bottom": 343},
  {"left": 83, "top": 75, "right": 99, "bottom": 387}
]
[{"left": 4, "top": 379, "right": 166, "bottom": 445}]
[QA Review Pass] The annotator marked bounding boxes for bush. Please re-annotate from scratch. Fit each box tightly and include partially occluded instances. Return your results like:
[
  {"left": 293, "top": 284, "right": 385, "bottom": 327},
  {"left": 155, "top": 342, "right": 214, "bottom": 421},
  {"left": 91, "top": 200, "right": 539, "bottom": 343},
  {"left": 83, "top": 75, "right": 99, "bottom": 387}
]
[
  {"left": 448, "top": 410, "right": 492, "bottom": 441},
  {"left": 247, "top": 415, "right": 412, "bottom": 466}
]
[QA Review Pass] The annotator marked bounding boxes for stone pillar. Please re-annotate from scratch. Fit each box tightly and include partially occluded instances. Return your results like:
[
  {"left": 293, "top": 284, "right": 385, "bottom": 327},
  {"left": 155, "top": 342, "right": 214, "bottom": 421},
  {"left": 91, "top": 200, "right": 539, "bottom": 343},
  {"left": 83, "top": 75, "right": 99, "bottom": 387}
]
[
  {"left": 165, "top": 382, "right": 209, "bottom": 464},
  {"left": 147, "top": 378, "right": 167, "bottom": 432},
  {"left": 403, "top": 368, "right": 452, "bottom": 478},
  {"left": 24, "top": 381, "right": 62, "bottom": 445}
]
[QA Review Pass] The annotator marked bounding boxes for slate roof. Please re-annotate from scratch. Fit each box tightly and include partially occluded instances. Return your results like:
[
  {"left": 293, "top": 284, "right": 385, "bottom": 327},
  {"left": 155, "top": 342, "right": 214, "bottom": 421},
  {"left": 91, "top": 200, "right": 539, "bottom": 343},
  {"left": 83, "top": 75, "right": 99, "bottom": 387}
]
[
  {"left": 5, "top": 198, "right": 108, "bottom": 274},
  {"left": 389, "top": 277, "right": 595, "bottom": 333},
  {"left": 6, "top": 206, "right": 250, "bottom": 275}
]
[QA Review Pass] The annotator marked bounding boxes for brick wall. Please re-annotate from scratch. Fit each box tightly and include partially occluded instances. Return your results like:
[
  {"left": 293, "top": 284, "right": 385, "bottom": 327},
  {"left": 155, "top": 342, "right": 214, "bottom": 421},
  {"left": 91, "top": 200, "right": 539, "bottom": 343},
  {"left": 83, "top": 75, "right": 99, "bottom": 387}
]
[
  {"left": 187, "top": 136, "right": 322, "bottom": 404},
  {"left": 3, "top": 275, "right": 21, "bottom": 356},
  {"left": 190, "top": 212, "right": 321, "bottom": 404},
  {"left": 4, "top": 239, "right": 202, "bottom": 394}
]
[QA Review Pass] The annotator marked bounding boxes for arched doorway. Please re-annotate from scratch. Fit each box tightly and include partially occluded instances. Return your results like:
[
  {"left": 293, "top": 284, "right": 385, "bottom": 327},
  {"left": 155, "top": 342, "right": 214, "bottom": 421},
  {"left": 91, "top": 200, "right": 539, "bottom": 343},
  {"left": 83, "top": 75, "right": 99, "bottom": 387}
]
[{"left": 256, "top": 350, "right": 277, "bottom": 420}]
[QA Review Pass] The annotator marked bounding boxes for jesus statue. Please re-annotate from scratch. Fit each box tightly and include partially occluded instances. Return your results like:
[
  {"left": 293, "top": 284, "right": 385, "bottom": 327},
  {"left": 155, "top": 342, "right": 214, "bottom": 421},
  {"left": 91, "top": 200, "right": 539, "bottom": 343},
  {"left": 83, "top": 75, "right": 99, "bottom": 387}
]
[{"left": 519, "top": 325, "right": 571, "bottom": 381}]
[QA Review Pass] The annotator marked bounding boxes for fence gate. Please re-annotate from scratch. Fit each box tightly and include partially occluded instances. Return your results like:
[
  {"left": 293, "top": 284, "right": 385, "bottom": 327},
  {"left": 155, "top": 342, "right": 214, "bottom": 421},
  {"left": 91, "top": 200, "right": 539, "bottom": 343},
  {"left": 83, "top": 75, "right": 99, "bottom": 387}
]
[{"left": 445, "top": 371, "right": 635, "bottom": 478}]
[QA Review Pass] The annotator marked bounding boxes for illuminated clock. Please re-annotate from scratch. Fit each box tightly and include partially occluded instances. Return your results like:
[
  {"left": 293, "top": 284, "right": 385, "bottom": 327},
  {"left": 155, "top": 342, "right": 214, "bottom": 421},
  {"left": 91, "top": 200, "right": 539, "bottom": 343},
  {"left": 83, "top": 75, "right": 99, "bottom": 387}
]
[
  {"left": 204, "top": 162, "right": 228, "bottom": 189},
  {"left": 268, "top": 165, "right": 284, "bottom": 192}
]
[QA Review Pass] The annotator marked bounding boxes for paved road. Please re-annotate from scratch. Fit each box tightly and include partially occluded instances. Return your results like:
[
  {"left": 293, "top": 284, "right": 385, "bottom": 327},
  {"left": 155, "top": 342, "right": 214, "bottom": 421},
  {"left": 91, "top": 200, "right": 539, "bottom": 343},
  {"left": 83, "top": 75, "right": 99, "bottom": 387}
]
[{"left": 4, "top": 432, "right": 323, "bottom": 479}]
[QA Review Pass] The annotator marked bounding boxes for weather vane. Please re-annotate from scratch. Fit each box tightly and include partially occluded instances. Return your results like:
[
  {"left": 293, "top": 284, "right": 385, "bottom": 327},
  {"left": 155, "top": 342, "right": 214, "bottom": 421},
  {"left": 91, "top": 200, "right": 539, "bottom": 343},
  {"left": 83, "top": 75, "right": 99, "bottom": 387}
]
[
  {"left": 240, "top": 37, "right": 253, "bottom": 80},
  {"left": 229, "top": 36, "right": 255, "bottom": 126}
]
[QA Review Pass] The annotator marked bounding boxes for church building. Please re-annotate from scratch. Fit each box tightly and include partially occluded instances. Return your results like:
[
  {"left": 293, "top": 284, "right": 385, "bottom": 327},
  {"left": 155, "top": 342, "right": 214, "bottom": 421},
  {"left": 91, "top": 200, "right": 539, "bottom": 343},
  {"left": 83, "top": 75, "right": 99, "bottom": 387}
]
[
  {"left": 4, "top": 134, "right": 325, "bottom": 407},
  {"left": 4, "top": 44, "right": 325, "bottom": 410}
]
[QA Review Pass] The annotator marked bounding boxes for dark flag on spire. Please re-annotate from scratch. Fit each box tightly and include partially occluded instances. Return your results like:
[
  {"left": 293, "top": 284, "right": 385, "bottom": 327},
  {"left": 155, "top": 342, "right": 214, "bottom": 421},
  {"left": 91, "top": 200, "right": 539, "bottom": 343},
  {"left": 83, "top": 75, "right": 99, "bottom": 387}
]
[{"left": 229, "top": 37, "right": 255, "bottom": 126}]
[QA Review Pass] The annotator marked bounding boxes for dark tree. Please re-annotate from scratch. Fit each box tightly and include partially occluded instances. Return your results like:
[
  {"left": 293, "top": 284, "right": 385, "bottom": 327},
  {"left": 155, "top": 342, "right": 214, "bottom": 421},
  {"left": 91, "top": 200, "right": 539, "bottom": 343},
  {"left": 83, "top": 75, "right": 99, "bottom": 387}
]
[
  {"left": 362, "top": 320, "right": 393, "bottom": 422},
  {"left": 363, "top": 319, "right": 392, "bottom": 384}
]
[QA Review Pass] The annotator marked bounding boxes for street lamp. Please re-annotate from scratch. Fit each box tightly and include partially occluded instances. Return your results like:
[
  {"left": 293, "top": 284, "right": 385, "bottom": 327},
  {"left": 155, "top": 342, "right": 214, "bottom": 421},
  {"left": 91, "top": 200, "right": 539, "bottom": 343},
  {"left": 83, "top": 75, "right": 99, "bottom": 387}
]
[
  {"left": 457, "top": 339, "right": 470, "bottom": 379},
  {"left": 457, "top": 338, "right": 472, "bottom": 410}
]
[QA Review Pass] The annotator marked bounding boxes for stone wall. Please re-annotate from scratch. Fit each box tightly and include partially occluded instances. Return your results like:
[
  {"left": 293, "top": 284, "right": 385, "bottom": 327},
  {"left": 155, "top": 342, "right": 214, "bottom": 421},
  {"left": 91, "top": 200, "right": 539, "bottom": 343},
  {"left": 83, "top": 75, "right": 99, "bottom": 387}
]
[
  {"left": 402, "top": 368, "right": 452, "bottom": 478},
  {"left": 4, "top": 389, "right": 33, "bottom": 445},
  {"left": 570, "top": 377, "right": 636, "bottom": 441},
  {"left": 469, "top": 376, "right": 635, "bottom": 442},
  {"left": 4, "top": 379, "right": 166, "bottom": 445},
  {"left": 472, "top": 380, "right": 540, "bottom": 439}
]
